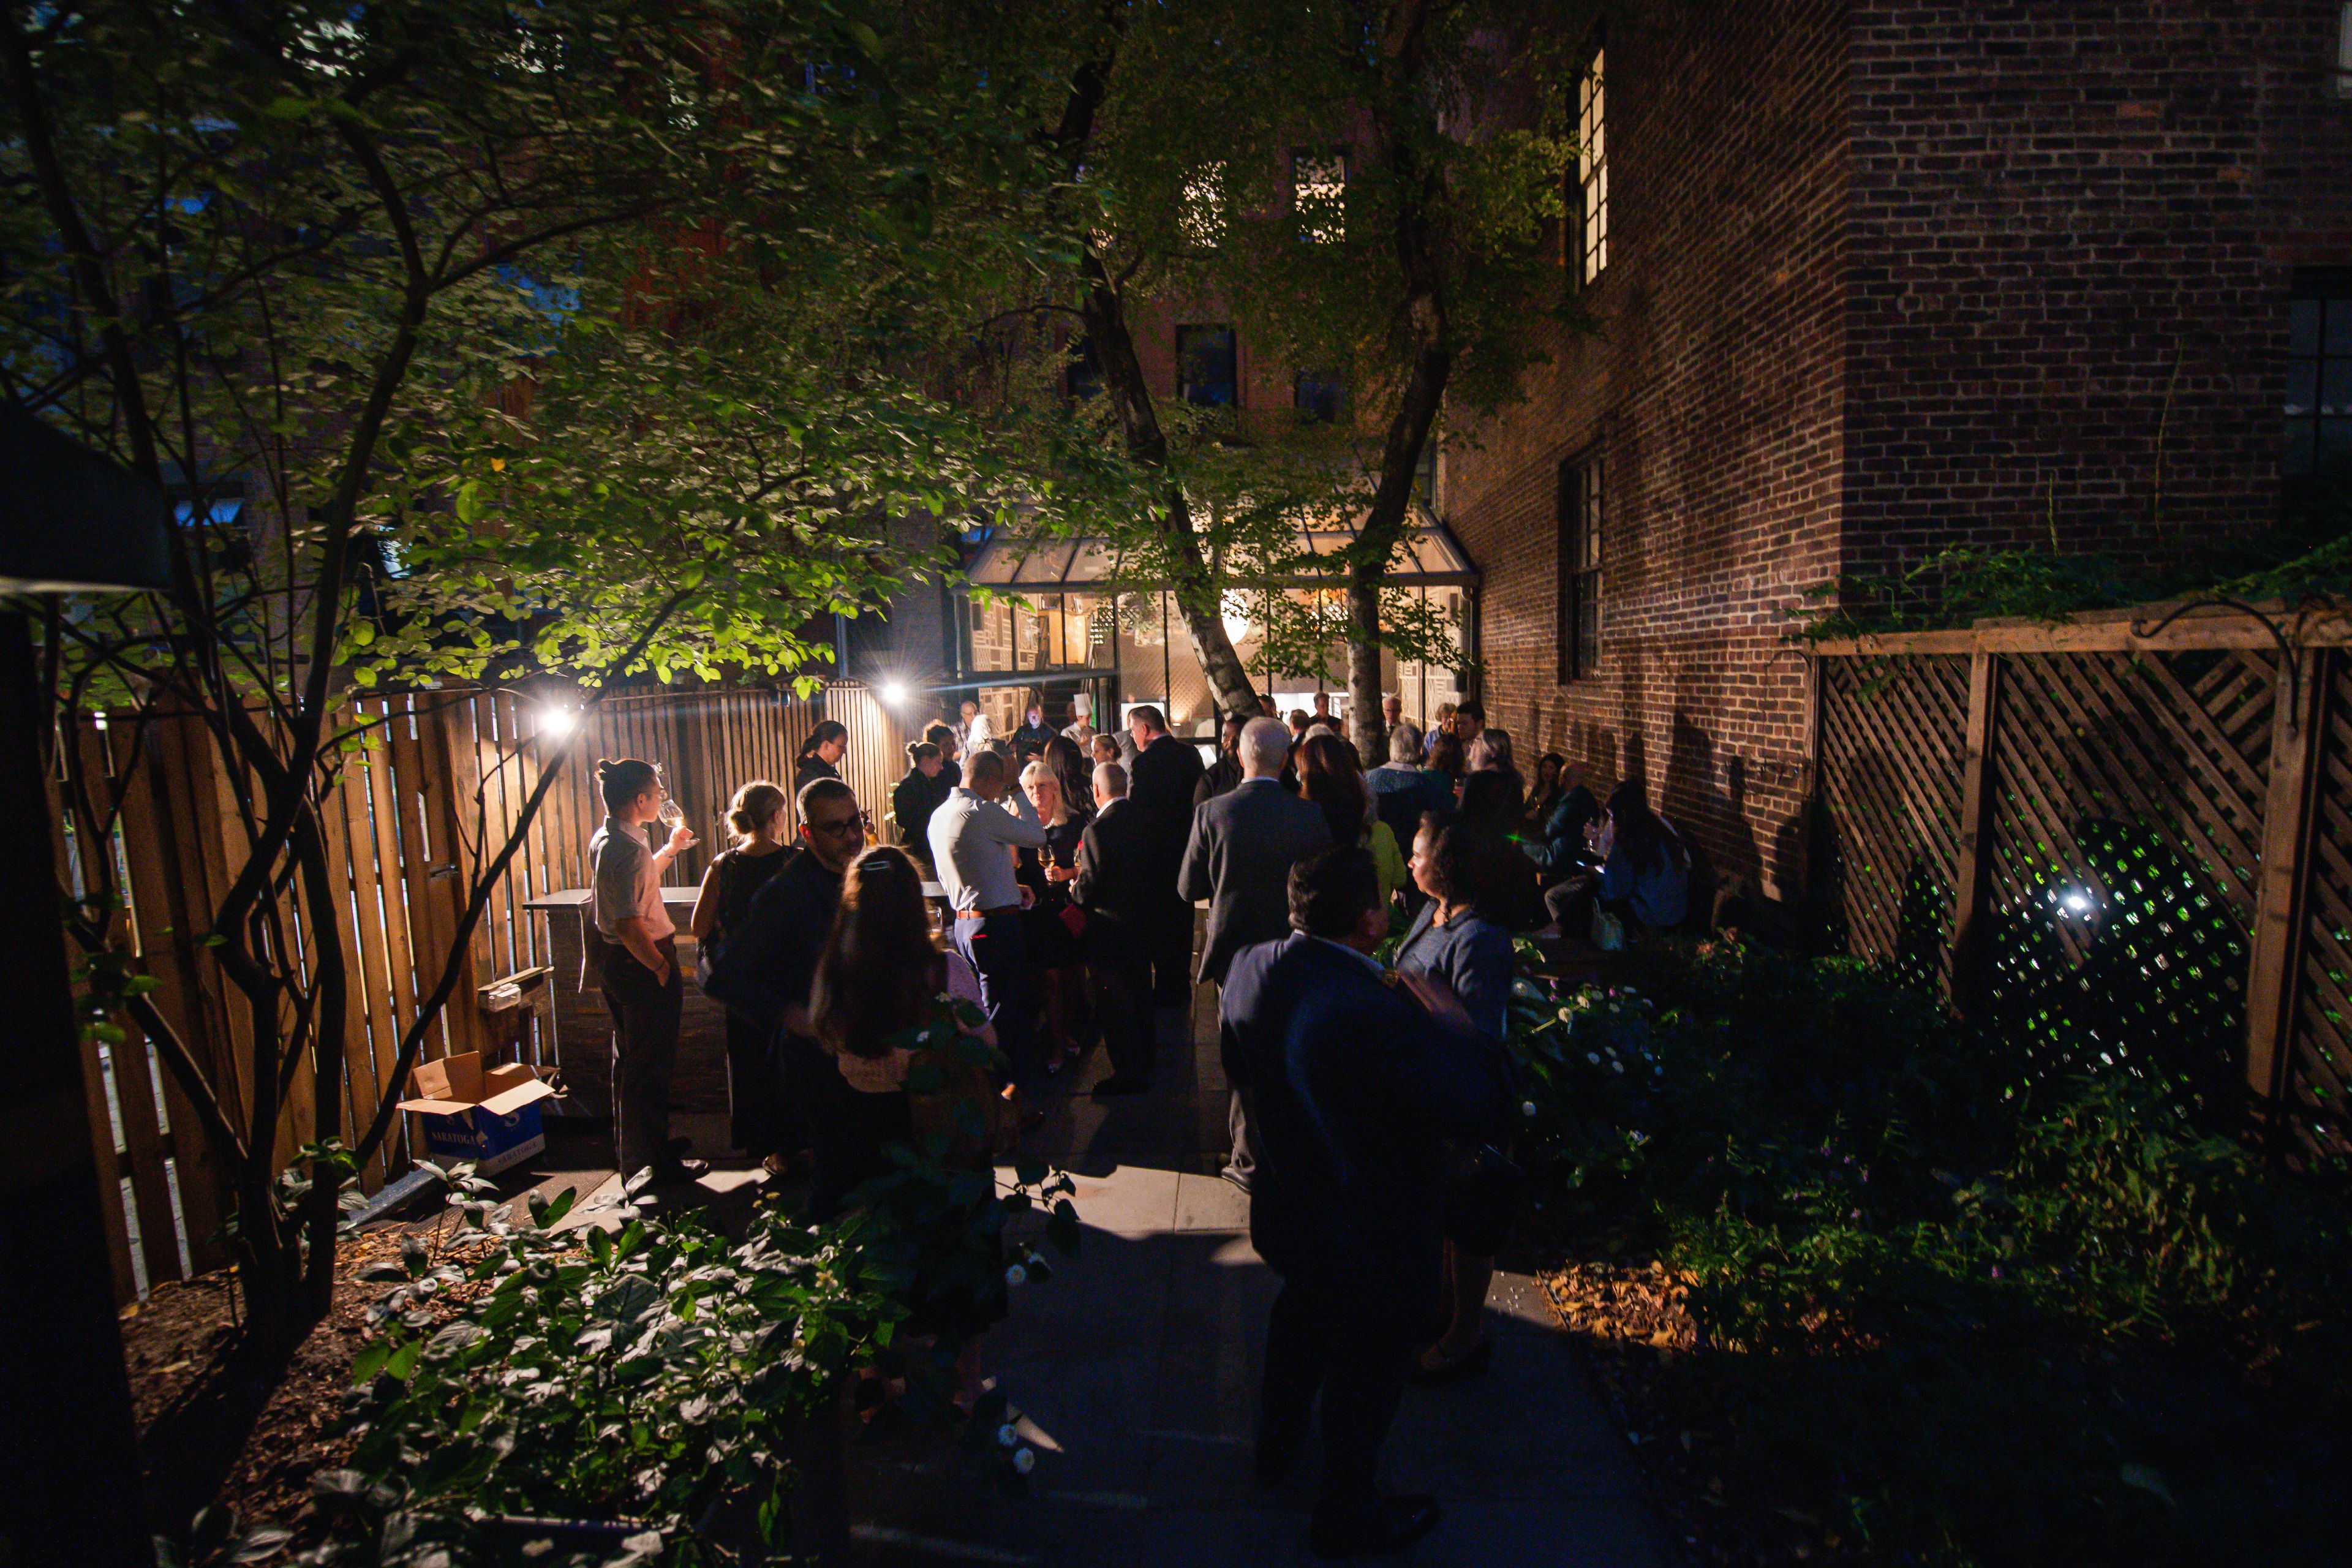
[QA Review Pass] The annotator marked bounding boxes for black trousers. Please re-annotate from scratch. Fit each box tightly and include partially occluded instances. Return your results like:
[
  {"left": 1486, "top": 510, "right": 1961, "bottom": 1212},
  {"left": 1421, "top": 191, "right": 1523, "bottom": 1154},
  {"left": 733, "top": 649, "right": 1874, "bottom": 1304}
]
[
  {"left": 953, "top": 908, "right": 1038, "bottom": 1091},
  {"left": 1258, "top": 1270, "right": 1417, "bottom": 1510},
  {"left": 723, "top": 1008, "right": 797, "bottom": 1160},
  {"left": 600, "top": 937, "right": 682, "bottom": 1179},
  {"left": 1085, "top": 922, "right": 1155, "bottom": 1084}
]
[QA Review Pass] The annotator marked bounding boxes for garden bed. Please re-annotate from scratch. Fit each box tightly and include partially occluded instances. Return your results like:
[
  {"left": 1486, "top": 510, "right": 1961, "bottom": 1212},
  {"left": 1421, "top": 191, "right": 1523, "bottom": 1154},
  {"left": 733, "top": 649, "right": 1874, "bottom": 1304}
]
[
  {"left": 1506, "top": 940, "right": 2352, "bottom": 1568},
  {"left": 127, "top": 1218, "right": 499, "bottom": 1550}
]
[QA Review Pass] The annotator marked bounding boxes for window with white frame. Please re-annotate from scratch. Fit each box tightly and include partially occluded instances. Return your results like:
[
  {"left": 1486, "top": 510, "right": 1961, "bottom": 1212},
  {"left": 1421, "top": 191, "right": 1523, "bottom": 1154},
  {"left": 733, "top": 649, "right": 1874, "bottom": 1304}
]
[{"left": 1578, "top": 48, "right": 1608, "bottom": 284}]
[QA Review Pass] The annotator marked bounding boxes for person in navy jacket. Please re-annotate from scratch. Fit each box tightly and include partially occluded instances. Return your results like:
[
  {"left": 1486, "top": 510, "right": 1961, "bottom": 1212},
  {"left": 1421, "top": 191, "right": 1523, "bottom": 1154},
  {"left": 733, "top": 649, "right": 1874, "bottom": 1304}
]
[{"left": 1219, "top": 845, "right": 1507, "bottom": 1559}]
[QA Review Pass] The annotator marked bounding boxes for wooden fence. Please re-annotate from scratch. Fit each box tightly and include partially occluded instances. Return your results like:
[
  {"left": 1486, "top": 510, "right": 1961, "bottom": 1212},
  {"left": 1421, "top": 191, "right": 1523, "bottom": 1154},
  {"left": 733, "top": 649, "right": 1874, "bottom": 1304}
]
[
  {"left": 61, "top": 680, "right": 917, "bottom": 1304},
  {"left": 1809, "top": 603, "right": 2351, "bottom": 1158}
]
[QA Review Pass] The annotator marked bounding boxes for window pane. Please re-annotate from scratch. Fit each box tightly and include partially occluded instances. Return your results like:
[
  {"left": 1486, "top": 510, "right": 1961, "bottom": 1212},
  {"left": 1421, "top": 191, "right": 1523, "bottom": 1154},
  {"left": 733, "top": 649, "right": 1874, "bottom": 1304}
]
[
  {"left": 2320, "top": 417, "right": 2352, "bottom": 477},
  {"left": 2328, "top": 297, "right": 2352, "bottom": 355},
  {"left": 2323, "top": 357, "right": 2352, "bottom": 417},
  {"left": 1177, "top": 325, "right": 1238, "bottom": 406},
  {"left": 2286, "top": 358, "right": 2319, "bottom": 417},
  {"left": 2290, "top": 298, "right": 2323, "bottom": 356}
]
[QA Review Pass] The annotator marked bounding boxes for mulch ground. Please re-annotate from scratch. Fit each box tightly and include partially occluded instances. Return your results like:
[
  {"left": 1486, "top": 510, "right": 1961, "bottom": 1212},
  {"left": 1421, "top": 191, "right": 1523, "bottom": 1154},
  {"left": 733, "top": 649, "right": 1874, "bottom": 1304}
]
[
  {"left": 126, "top": 1216, "right": 497, "bottom": 1550},
  {"left": 1540, "top": 1259, "right": 1856, "bottom": 1568}
]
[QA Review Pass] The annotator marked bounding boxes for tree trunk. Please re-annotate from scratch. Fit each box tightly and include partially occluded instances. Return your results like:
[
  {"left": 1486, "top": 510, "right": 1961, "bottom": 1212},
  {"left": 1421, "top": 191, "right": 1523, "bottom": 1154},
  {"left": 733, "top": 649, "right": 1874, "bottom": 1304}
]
[
  {"left": 1346, "top": 0, "right": 1450, "bottom": 762},
  {"left": 1056, "top": 41, "right": 1257, "bottom": 723}
]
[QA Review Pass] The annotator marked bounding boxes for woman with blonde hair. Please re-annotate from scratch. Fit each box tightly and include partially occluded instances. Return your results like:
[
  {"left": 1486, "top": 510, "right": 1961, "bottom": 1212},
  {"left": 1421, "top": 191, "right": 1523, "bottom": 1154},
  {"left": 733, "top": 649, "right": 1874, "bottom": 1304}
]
[
  {"left": 806, "top": 846, "right": 997, "bottom": 1218},
  {"left": 1018, "top": 757, "right": 1093, "bottom": 1075},
  {"left": 690, "top": 779, "right": 796, "bottom": 1171}
]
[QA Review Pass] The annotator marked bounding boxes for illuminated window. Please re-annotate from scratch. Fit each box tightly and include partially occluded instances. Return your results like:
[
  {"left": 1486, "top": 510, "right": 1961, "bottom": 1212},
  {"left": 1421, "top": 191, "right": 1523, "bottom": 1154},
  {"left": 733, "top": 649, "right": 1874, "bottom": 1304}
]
[
  {"left": 1293, "top": 151, "right": 1346, "bottom": 243},
  {"left": 1558, "top": 451, "right": 1602, "bottom": 680},
  {"left": 1181, "top": 163, "right": 1226, "bottom": 250},
  {"left": 1578, "top": 49, "right": 1608, "bottom": 284}
]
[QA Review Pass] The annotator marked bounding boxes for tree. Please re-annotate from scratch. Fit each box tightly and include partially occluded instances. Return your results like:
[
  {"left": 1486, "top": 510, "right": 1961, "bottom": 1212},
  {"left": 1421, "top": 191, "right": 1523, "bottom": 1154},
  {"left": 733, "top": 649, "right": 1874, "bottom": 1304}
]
[
  {"left": 918, "top": 0, "right": 1591, "bottom": 747},
  {"left": 3, "top": 0, "right": 1011, "bottom": 1343}
]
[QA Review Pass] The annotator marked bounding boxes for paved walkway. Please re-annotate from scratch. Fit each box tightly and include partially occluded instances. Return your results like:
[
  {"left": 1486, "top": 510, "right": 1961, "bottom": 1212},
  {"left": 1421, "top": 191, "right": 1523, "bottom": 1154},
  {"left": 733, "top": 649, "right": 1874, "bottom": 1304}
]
[
  {"left": 514, "top": 962, "right": 1675, "bottom": 1565},
  {"left": 835, "top": 987, "right": 1678, "bottom": 1568}
]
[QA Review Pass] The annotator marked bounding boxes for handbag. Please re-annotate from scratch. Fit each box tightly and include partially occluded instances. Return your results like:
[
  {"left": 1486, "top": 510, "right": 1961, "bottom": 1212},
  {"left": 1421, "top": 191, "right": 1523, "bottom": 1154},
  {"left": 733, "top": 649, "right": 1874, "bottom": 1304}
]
[
  {"left": 1058, "top": 901, "right": 1088, "bottom": 941},
  {"left": 1591, "top": 907, "right": 1626, "bottom": 952}
]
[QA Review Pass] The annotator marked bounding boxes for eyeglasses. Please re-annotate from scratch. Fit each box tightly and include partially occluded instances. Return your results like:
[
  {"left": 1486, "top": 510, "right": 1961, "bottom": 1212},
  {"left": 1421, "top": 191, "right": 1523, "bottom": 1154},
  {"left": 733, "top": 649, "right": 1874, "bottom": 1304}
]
[{"left": 807, "top": 816, "right": 864, "bottom": 837}]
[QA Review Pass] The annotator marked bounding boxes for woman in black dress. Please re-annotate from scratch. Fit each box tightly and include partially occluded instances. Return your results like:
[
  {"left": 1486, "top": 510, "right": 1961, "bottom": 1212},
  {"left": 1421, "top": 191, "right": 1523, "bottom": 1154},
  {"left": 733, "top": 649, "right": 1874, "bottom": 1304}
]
[
  {"left": 1016, "top": 758, "right": 1092, "bottom": 1076},
  {"left": 688, "top": 780, "right": 796, "bottom": 1170},
  {"left": 791, "top": 720, "right": 849, "bottom": 796}
]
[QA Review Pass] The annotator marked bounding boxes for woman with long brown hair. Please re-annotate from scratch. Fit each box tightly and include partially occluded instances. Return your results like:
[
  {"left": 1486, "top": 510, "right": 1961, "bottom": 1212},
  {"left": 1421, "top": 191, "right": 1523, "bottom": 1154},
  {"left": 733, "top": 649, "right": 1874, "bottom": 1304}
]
[
  {"left": 1297, "top": 732, "right": 1407, "bottom": 913},
  {"left": 806, "top": 846, "right": 995, "bottom": 1219}
]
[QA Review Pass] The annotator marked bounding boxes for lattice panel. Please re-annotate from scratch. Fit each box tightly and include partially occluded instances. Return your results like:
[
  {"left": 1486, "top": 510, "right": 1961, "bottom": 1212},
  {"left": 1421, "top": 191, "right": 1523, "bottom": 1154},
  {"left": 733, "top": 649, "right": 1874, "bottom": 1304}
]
[
  {"left": 1989, "top": 650, "right": 2276, "bottom": 935},
  {"left": 1815, "top": 655, "right": 1970, "bottom": 982},
  {"left": 1983, "top": 650, "right": 2275, "bottom": 1106},
  {"left": 2288, "top": 650, "right": 2352, "bottom": 1158}
]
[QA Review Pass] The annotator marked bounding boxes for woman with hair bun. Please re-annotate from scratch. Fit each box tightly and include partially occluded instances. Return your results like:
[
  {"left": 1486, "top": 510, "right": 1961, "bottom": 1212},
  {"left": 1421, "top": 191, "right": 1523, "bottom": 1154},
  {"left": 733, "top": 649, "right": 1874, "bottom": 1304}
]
[
  {"left": 793, "top": 720, "right": 850, "bottom": 795},
  {"left": 690, "top": 779, "right": 797, "bottom": 1172}
]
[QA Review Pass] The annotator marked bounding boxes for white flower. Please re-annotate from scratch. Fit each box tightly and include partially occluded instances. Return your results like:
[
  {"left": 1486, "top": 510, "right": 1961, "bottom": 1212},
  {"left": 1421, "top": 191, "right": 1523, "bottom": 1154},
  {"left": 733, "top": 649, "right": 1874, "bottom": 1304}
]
[
  {"left": 1587, "top": 1052, "right": 1602, "bottom": 1065},
  {"left": 1521, "top": 1101, "right": 1539, "bottom": 1119},
  {"left": 1012, "top": 1446, "right": 1037, "bottom": 1474},
  {"left": 1004, "top": 1264, "right": 1028, "bottom": 1287},
  {"left": 997, "top": 1423, "right": 1020, "bottom": 1449}
]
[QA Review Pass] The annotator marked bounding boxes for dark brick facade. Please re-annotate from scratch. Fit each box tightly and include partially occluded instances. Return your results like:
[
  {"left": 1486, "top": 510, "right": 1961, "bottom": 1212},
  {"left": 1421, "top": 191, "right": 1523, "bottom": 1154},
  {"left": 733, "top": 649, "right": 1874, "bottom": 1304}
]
[{"left": 1445, "top": 0, "right": 2352, "bottom": 902}]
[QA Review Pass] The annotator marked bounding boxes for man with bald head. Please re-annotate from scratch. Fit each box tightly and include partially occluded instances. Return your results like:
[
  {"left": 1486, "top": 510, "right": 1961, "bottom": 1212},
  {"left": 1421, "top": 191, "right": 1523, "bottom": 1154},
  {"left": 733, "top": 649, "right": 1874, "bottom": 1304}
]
[{"left": 1180, "top": 715, "right": 1333, "bottom": 1189}]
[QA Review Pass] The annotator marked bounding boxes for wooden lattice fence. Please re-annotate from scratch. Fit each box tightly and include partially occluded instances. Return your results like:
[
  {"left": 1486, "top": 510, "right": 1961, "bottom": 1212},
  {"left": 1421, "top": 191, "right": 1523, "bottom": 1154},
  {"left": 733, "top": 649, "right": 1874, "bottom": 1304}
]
[
  {"left": 1811, "top": 606, "right": 2352, "bottom": 1158},
  {"left": 58, "top": 679, "right": 914, "bottom": 1304}
]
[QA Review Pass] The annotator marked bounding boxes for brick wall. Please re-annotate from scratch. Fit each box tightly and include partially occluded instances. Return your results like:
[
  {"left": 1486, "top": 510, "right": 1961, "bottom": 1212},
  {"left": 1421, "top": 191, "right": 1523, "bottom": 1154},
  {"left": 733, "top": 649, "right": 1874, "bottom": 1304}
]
[
  {"left": 1447, "top": 0, "right": 2352, "bottom": 910},
  {"left": 1842, "top": 2, "right": 2352, "bottom": 578},
  {"left": 1446, "top": 0, "right": 1851, "bottom": 900}
]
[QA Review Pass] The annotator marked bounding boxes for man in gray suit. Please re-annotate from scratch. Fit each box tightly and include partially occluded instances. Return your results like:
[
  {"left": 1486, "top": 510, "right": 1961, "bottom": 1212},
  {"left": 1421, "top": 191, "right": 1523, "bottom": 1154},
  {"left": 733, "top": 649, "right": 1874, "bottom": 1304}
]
[{"left": 1180, "top": 716, "right": 1332, "bottom": 1189}]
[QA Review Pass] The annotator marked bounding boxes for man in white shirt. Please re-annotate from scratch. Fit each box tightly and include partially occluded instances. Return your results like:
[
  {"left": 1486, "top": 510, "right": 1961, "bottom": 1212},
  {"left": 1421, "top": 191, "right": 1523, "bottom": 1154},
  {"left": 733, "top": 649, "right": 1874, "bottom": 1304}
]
[
  {"left": 929, "top": 749, "right": 1049, "bottom": 1096},
  {"left": 588, "top": 758, "right": 701, "bottom": 1186}
]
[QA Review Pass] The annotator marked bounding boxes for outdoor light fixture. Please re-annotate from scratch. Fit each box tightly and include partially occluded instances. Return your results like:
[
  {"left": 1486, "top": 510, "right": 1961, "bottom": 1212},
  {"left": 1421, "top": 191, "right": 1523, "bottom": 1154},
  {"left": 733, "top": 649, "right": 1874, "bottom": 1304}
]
[
  {"left": 2059, "top": 887, "right": 2096, "bottom": 916},
  {"left": 538, "top": 706, "right": 580, "bottom": 739},
  {"left": 880, "top": 679, "right": 910, "bottom": 706}
]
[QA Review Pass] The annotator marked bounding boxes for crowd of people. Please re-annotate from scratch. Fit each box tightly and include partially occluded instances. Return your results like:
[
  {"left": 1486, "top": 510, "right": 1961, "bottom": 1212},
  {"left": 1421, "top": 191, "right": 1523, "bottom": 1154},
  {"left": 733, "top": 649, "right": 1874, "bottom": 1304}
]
[{"left": 582, "top": 688, "right": 1694, "bottom": 1558}]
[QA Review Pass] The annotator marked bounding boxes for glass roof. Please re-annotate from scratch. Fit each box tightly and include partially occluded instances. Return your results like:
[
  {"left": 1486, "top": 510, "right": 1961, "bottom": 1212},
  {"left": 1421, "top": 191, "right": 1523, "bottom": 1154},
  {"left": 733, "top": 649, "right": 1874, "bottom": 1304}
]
[{"left": 965, "top": 503, "right": 1479, "bottom": 590}]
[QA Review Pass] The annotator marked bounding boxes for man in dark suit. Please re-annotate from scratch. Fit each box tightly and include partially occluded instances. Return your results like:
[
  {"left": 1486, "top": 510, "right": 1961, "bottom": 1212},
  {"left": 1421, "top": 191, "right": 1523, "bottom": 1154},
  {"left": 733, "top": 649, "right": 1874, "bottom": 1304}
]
[
  {"left": 1221, "top": 846, "right": 1504, "bottom": 1559},
  {"left": 1180, "top": 716, "right": 1332, "bottom": 1189},
  {"left": 1071, "top": 761, "right": 1158, "bottom": 1095},
  {"left": 1125, "top": 704, "right": 1207, "bottom": 1005}
]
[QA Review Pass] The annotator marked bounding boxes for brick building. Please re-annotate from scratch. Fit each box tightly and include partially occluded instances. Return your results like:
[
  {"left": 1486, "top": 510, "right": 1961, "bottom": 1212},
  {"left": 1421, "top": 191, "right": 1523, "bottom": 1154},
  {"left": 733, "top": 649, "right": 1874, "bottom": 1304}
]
[{"left": 1446, "top": 0, "right": 2352, "bottom": 903}]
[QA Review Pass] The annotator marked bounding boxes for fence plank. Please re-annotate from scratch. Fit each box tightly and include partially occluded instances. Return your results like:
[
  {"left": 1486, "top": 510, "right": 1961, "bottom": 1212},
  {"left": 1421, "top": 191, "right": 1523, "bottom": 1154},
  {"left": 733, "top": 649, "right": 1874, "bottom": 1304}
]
[
  {"left": 1948, "top": 652, "right": 2004, "bottom": 1009},
  {"left": 2246, "top": 649, "right": 2325, "bottom": 1131}
]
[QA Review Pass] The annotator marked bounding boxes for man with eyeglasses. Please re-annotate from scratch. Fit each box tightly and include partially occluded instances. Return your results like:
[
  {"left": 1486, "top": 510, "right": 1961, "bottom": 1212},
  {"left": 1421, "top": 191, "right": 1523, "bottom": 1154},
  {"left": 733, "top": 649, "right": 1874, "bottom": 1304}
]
[
  {"left": 700, "top": 777, "right": 869, "bottom": 1189},
  {"left": 929, "top": 748, "right": 1050, "bottom": 1105}
]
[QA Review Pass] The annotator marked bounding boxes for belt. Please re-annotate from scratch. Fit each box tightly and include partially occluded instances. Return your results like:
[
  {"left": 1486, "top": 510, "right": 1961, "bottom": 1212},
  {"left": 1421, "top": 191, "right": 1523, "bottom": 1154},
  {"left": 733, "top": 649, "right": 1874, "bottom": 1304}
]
[{"left": 955, "top": 905, "right": 1020, "bottom": 921}]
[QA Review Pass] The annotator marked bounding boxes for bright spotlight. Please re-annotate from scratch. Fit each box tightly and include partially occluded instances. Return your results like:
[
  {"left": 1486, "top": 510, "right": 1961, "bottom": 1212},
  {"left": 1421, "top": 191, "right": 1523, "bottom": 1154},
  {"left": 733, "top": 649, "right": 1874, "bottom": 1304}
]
[
  {"left": 880, "top": 680, "right": 910, "bottom": 707},
  {"left": 539, "top": 706, "right": 579, "bottom": 739},
  {"left": 2060, "top": 888, "right": 2094, "bottom": 915}
]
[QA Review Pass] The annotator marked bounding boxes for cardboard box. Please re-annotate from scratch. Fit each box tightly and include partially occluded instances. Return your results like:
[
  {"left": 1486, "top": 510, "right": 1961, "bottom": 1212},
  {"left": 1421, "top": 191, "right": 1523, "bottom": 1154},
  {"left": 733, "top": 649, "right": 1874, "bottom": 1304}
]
[{"left": 395, "top": 1053, "right": 559, "bottom": 1175}]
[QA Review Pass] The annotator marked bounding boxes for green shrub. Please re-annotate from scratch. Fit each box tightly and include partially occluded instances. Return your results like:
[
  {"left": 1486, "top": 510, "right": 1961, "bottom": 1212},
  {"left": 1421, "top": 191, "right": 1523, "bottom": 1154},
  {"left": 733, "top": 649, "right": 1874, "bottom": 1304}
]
[{"left": 1511, "top": 938, "right": 2352, "bottom": 1566}]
